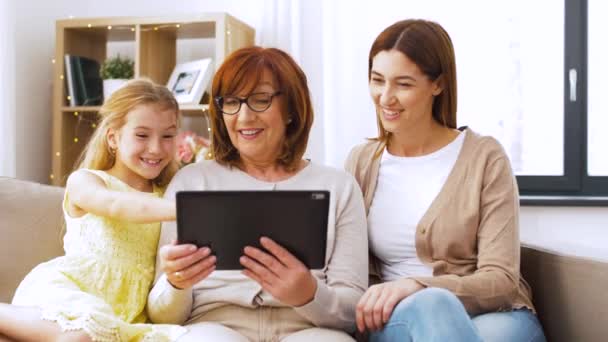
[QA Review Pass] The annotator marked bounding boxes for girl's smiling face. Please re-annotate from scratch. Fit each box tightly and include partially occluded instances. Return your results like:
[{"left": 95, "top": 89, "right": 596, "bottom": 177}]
[{"left": 108, "top": 103, "right": 177, "bottom": 186}]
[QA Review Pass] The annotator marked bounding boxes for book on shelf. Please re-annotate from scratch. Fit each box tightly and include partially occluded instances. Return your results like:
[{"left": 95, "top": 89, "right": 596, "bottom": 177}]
[{"left": 64, "top": 54, "right": 103, "bottom": 107}]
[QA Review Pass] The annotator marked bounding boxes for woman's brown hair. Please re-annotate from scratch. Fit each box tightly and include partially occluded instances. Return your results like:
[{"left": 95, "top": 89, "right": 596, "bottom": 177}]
[
  {"left": 369, "top": 19, "right": 457, "bottom": 144},
  {"left": 209, "top": 46, "right": 313, "bottom": 171}
]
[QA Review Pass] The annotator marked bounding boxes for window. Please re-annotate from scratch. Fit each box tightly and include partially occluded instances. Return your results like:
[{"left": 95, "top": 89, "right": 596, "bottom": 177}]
[
  {"left": 456, "top": 1, "right": 564, "bottom": 177},
  {"left": 517, "top": 0, "right": 608, "bottom": 202},
  {"left": 587, "top": 0, "right": 608, "bottom": 177}
]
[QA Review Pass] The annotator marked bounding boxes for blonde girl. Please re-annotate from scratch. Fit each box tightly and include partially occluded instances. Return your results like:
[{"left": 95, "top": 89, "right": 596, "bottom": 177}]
[{"left": 0, "top": 79, "right": 186, "bottom": 342}]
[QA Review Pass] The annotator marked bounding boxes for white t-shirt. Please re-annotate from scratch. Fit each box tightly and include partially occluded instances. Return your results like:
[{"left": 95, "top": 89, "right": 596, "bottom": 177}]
[{"left": 368, "top": 131, "right": 466, "bottom": 281}]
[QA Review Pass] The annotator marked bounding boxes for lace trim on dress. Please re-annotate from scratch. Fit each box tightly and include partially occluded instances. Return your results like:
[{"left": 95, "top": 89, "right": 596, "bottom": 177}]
[
  {"left": 41, "top": 307, "right": 186, "bottom": 342},
  {"left": 41, "top": 309, "right": 121, "bottom": 342}
]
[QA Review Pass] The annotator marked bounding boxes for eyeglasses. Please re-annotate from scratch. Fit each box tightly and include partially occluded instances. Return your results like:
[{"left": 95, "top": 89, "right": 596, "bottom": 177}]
[{"left": 214, "top": 91, "right": 282, "bottom": 115}]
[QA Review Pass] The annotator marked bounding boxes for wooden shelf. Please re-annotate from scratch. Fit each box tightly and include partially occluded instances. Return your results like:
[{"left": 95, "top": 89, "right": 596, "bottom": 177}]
[{"left": 51, "top": 14, "right": 255, "bottom": 186}]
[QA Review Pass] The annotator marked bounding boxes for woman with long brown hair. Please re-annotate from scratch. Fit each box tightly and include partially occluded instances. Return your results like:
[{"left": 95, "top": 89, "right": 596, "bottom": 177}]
[{"left": 346, "top": 19, "right": 546, "bottom": 342}]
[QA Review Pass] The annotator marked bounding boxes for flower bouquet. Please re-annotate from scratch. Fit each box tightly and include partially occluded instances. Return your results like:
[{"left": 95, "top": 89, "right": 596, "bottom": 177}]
[{"left": 175, "top": 131, "right": 210, "bottom": 167}]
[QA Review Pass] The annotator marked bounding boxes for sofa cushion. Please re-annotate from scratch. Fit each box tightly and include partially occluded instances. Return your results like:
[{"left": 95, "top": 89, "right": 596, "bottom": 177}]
[
  {"left": 521, "top": 245, "right": 608, "bottom": 342},
  {"left": 0, "top": 177, "right": 65, "bottom": 302}
]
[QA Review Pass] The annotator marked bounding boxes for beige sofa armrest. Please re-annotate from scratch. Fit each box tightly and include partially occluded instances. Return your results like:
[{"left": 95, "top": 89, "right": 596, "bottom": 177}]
[
  {"left": 0, "top": 177, "right": 65, "bottom": 302},
  {"left": 521, "top": 245, "right": 608, "bottom": 342}
]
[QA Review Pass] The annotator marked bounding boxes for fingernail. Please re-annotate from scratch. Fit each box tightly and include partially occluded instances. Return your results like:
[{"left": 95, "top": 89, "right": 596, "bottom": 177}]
[{"left": 189, "top": 245, "right": 196, "bottom": 252}]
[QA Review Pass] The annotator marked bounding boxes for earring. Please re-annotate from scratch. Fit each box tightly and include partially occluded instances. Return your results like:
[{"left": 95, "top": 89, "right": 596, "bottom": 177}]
[{"left": 286, "top": 116, "right": 293, "bottom": 124}]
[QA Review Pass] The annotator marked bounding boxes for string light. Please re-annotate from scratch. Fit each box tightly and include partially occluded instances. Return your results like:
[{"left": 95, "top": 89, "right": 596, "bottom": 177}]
[
  {"left": 51, "top": 59, "right": 55, "bottom": 64},
  {"left": 55, "top": 152, "right": 61, "bottom": 157},
  {"left": 60, "top": 75, "right": 64, "bottom": 80},
  {"left": 140, "top": 23, "right": 191, "bottom": 32},
  {"left": 78, "top": 23, "right": 194, "bottom": 34},
  {"left": 50, "top": 174, "right": 54, "bottom": 180},
  {"left": 72, "top": 111, "right": 100, "bottom": 145}
]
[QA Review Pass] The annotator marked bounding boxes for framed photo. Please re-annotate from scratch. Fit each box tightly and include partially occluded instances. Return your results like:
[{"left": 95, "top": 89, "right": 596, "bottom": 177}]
[{"left": 167, "top": 58, "right": 213, "bottom": 105}]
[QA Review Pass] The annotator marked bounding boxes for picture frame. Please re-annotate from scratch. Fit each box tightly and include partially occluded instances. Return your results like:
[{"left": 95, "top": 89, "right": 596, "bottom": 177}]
[{"left": 166, "top": 58, "right": 213, "bottom": 105}]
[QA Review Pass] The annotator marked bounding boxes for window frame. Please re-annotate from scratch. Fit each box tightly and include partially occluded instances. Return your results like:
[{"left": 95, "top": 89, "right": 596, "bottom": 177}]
[{"left": 517, "top": 0, "right": 608, "bottom": 204}]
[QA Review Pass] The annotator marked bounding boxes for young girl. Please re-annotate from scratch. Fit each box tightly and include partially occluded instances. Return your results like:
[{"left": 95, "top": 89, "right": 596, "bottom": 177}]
[{"left": 0, "top": 79, "right": 186, "bottom": 342}]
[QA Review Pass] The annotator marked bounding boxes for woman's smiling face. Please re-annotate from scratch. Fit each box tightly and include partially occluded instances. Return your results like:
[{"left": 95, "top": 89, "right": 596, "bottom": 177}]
[
  {"left": 369, "top": 49, "right": 442, "bottom": 134},
  {"left": 222, "top": 69, "right": 288, "bottom": 166}
]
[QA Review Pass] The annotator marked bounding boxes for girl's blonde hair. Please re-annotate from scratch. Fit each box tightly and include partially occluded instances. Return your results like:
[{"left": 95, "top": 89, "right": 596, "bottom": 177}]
[{"left": 75, "top": 78, "right": 180, "bottom": 187}]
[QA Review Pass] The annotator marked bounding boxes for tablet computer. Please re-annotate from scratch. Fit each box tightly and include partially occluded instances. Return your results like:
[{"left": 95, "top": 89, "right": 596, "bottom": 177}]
[{"left": 176, "top": 190, "right": 330, "bottom": 270}]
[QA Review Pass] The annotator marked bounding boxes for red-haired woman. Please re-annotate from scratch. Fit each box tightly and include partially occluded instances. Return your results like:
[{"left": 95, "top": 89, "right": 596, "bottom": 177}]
[{"left": 148, "top": 47, "right": 368, "bottom": 341}]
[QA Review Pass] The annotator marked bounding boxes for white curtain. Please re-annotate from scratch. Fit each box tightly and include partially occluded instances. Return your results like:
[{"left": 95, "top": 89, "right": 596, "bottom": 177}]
[
  {"left": 0, "top": 0, "right": 16, "bottom": 177},
  {"left": 257, "top": 0, "right": 301, "bottom": 62},
  {"left": 256, "top": 0, "right": 327, "bottom": 164}
]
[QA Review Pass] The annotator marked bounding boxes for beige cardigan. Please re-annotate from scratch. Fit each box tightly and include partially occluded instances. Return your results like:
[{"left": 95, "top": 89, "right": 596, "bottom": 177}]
[{"left": 345, "top": 128, "right": 534, "bottom": 316}]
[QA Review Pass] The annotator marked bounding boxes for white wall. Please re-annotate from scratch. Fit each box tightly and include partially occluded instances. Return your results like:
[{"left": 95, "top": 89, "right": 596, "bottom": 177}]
[
  {"left": 0, "top": 0, "right": 16, "bottom": 177},
  {"left": 521, "top": 207, "right": 608, "bottom": 261},
  {"left": 7, "top": 0, "right": 607, "bottom": 259}
]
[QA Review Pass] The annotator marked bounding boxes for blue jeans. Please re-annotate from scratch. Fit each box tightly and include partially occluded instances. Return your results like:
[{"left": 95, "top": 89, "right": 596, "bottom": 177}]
[{"left": 369, "top": 288, "right": 546, "bottom": 342}]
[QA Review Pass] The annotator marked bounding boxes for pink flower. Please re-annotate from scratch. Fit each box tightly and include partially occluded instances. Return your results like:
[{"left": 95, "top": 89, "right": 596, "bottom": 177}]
[{"left": 176, "top": 131, "right": 210, "bottom": 166}]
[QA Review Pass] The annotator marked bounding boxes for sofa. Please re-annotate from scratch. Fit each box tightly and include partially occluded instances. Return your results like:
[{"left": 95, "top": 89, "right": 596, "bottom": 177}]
[{"left": 1, "top": 176, "right": 607, "bottom": 341}]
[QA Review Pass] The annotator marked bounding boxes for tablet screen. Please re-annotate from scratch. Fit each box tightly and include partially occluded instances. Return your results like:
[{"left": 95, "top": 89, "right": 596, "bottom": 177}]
[{"left": 176, "top": 190, "right": 329, "bottom": 270}]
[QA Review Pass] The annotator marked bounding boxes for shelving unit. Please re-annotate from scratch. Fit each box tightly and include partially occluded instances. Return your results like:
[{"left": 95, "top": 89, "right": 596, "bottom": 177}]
[{"left": 51, "top": 14, "right": 255, "bottom": 185}]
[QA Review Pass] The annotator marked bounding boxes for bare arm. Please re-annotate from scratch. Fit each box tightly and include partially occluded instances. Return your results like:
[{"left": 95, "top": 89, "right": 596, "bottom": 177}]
[{"left": 66, "top": 169, "right": 176, "bottom": 223}]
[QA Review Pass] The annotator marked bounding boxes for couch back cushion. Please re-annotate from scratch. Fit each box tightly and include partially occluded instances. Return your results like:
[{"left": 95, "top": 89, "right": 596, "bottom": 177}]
[
  {"left": 521, "top": 245, "right": 608, "bottom": 342},
  {"left": 0, "top": 177, "right": 65, "bottom": 302}
]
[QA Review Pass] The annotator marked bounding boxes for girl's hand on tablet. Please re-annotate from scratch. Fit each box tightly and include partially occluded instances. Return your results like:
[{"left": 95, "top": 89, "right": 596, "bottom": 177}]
[
  {"left": 240, "top": 236, "right": 317, "bottom": 307},
  {"left": 160, "top": 240, "right": 216, "bottom": 289}
]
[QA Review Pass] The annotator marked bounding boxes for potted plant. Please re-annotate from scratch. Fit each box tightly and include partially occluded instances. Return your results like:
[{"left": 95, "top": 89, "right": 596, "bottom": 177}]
[{"left": 100, "top": 54, "right": 134, "bottom": 100}]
